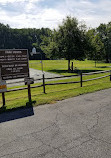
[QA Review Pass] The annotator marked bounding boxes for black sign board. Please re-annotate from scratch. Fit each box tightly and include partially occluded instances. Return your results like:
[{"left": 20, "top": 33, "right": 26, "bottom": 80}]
[{"left": 0, "top": 49, "right": 29, "bottom": 80}]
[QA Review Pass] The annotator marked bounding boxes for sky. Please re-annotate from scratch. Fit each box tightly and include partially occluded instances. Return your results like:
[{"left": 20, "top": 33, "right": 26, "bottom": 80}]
[{"left": 0, "top": 0, "right": 111, "bottom": 29}]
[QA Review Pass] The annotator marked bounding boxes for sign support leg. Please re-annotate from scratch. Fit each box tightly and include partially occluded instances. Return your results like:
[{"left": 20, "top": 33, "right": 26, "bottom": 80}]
[
  {"left": 2, "top": 92, "right": 5, "bottom": 107},
  {"left": 28, "top": 85, "right": 31, "bottom": 102},
  {"left": 109, "top": 70, "right": 111, "bottom": 81},
  {"left": 80, "top": 72, "right": 82, "bottom": 87},
  {"left": 43, "top": 74, "right": 46, "bottom": 94}
]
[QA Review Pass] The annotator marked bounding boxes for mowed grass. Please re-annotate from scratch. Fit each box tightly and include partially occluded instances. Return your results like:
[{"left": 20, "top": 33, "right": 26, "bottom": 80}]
[
  {"left": 0, "top": 60, "right": 111, "bottom": 112},
  {"left": 29, "top": 59, "right": 111, "bottom": 75}
]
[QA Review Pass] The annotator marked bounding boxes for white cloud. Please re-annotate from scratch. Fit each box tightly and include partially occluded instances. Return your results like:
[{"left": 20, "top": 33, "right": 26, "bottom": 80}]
[
  {"left": 0, "top": 0, "right": 111, "bottom": 29},
  {"left": 0, "top": 0, "right": 41, "bottom": 4},
  {"left": 56, "top": 0, "right": 111, "bottom": 28}
]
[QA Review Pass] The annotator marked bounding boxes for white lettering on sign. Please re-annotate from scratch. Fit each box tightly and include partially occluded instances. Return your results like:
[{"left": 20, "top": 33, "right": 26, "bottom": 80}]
[
  {"left": 5, "top": 51, "right": 12, "bottom": 54},
  {"left": 13, "top": 51, "right": 22, "bottom": 54}
]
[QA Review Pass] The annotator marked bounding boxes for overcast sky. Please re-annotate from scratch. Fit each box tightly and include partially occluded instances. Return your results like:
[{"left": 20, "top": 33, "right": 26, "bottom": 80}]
[{"left": 0, "top": 0, "right": 111, "bottom": 29}]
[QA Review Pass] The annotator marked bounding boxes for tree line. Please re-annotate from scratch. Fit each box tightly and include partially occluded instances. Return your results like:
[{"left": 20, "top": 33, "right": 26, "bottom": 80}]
[
  {"left": 0, "top": 16, "right": 111, "bottom": 70},
  {"left": 0, "top": 23, "right": 51, "bottom": 59}
]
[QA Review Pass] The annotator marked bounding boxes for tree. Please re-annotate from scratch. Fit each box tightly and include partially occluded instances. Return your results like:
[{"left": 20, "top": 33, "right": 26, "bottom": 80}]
[
  {"left": 0, "top": 23, "right": 52, "bottom": 59},
  {"left": 93, "top": 34, "right": 105, "bottom": 67},
  {"left": 53, "top": 16, "right": 87, "bottom": 71},
  {"left": 97, "top": 23, "right": 111, "bottom": 63},
  {"left": 86, "top": 29, "right": 105, "bottom": 66},
  {"left": 40, "top": 30, "right": 58, "bottom": 59},
  {"left": 0, "top": 23, "right": 11, "bottom": 48}
]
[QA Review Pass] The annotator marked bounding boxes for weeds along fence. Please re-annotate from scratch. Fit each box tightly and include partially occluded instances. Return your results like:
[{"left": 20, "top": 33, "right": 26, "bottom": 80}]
[{"left": 6, "top": 70, "right": 111, "bottom": 94}]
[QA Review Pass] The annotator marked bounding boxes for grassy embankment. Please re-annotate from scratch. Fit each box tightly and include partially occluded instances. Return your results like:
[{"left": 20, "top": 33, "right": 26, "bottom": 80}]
[{"left": 0, "top": 60, "right": 111, "bottom": 112}]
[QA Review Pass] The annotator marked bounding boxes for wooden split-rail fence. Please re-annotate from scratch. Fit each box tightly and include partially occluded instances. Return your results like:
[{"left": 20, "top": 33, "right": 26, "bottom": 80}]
[{"left": 1, "top": 70, "right": 111, "bottom": 107}]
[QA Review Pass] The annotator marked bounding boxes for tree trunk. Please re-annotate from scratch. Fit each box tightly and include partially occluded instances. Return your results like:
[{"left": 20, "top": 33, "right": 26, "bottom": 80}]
[
  {"left": 68, "top": 59, "right": 70, "bottom": 72},
  {"left": 95, "top": 60, "right": 96, "bottom": 67},
  {"left": 106, "top": 54, "right": 109, "bottom": 63}
]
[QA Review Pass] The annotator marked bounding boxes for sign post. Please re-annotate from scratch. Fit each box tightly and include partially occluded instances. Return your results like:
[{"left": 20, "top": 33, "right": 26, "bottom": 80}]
[
  {"left": 24, "top": 77, "right": 34, "bottom": 102},
  {"left": 0, "top": 80, "right": 7, "bottom": 107},
  {"left": 28, "top": 85, "right": 31, "bottom": 102},
  {"left": 0, "top": 68, "right": 7, "bottom": 107},
  {"left": 2, "top": 92, "right": 5, "bottom": 107}
]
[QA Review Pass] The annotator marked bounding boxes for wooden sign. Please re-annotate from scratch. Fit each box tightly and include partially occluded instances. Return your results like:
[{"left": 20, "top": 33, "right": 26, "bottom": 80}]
[{"left": 0, "top": 49, "right": 29, "bottom": 80}]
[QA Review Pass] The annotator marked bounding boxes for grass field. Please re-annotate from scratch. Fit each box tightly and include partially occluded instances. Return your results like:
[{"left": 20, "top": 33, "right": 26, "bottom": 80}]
[
  {"left": 29, "top": 59, "right": 111, "bottom": 75},
  {"left": 0, "top": 60, "right": 111, "bottom": 113}
]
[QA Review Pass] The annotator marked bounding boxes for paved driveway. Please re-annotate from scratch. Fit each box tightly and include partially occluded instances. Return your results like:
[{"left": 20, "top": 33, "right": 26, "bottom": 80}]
[{"left": 0, "top": 88, "right": 111, "bottom": 158}]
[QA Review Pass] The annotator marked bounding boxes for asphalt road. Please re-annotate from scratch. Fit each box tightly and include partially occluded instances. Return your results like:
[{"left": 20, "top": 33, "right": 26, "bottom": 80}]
[{"left": 0, "top": 88, "right": 111, "bottom": 158}]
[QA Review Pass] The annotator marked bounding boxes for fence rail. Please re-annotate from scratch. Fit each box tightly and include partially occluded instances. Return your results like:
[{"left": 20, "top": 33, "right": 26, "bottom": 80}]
[
  {"left": 83, "top": 74, "right": 110, "bottom": 82},
  {"left": 83, "top": 70, "right": 110, "bottom": 76},
  {"left": 6, "top": 70, "right": 111, "bottom": 92},
  {"left": 7, "top": 70, "right": 110, "bottom": 85},
  {"left": 44, "top": 74, "right": 79, "bottom": 80},
  {"left": 45, "top": 81, "right": 80, "bottom": 86}
]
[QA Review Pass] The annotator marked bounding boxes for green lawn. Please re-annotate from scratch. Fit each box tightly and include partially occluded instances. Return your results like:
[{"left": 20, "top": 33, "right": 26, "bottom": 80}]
[
  {"left": 29, "top": 59, "right": 111, "bottom": 75},
  {"left": 0, "top": 60, "right": 111, "bottom": 113}
]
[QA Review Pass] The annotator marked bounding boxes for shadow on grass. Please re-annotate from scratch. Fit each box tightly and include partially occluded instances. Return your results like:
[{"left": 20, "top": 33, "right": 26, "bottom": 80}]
[
  {"left": 96, "top": 66, "right": 111, "bottom": 68},
  {"left": 80, "top": 69, "right": 102, "bottom": 73},
  {"left": 0, "top": 100, "right": 36, "bottom": 123},
  {"left": 48, "top": 69, "right": 69, "bottom": 74},
  {"left": 48, "top": 69, "right": 102, "bottom": 74}
]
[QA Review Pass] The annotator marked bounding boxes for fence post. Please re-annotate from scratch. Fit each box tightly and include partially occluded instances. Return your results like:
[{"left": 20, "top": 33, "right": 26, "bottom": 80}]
[
  {"left": 2, "top": 92, "right": 5, "bottom": 107},
  {"left": 109, "top": 70, "right": 111, "bottom": 81},
  {"left": 28, "top": 84, "right": 31, "bottom": 102},
  {"left": 80, "top": 71, "right": 82, "bottom": 87},
  {"left": 43, "top": 73, "right": 46, "bottom": 93}
]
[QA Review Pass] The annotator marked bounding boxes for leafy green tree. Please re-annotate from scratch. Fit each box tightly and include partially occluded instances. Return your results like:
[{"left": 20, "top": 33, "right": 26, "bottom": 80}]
[
  {"left": 86, "top": 29, "right": 105, "bottom": 66},
  {"left": 97, "top": 23, "right": 111, "bottom": 62},
  {"left": 53, "top": 16, "right": 87, "bottom": 71},
  {"left": 0, "top": 23, "right": 11, "bottom": 48},
  {"left": 93, "top": 34, "right": 105, "bottom": 67},
  {"left": 0, "top": 23, "right": 52, "bottom": 59},
  {"left": 40, "top": 30, "right": 58, "bottom": 59}
]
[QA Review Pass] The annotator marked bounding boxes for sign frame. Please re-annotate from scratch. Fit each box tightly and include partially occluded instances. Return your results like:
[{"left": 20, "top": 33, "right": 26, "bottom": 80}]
[{"left": 0, "top": 49, "right": 30, "bottom": 80}]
